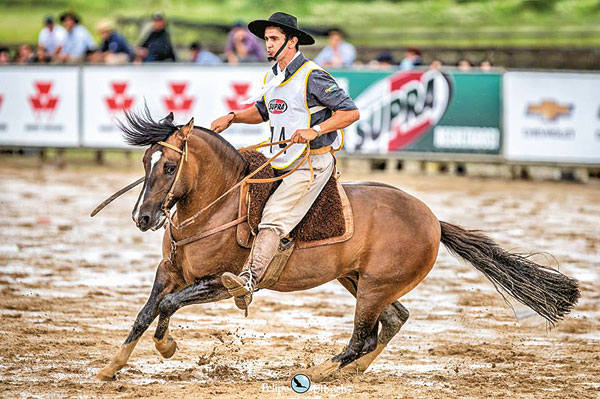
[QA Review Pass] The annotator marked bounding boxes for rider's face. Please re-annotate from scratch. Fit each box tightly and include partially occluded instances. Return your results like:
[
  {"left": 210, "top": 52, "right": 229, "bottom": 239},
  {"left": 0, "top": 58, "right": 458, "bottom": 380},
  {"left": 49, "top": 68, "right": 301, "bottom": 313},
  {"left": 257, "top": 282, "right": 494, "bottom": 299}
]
[{"left": 264, "top": 26, "right": 296, "bottom": 61}]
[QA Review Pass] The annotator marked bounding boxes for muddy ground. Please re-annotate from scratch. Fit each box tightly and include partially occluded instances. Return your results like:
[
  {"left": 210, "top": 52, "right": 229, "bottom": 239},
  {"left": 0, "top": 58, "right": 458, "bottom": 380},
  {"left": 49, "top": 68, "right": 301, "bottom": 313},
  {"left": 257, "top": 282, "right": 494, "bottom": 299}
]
[{"left": 0, "top": 158, "right": 599, "bottom": 399}]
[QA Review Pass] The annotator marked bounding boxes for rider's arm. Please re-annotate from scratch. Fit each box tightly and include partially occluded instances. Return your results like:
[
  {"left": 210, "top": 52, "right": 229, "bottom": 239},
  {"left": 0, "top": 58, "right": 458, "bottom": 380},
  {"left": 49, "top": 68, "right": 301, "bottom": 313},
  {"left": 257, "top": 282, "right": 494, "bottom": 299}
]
[
  {"left": 291, "top": 70, "right": 360, "bottom": 143},
  {"left": 210, "top": 104, "right": 264, "bottom": 133}
]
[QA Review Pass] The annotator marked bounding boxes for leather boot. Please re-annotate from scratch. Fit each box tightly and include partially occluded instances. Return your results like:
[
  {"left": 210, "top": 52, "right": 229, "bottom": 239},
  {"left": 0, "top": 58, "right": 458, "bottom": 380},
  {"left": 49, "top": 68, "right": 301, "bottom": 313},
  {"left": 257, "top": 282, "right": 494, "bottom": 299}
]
[{"left": 221, "top": 228, "right": 281, "bottom": 313}]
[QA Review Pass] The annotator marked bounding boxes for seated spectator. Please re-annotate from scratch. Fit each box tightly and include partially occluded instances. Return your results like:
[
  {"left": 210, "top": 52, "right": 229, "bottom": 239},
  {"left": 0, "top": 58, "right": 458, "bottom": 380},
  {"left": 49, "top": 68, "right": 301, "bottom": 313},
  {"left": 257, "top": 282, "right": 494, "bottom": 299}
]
[
  {"left": 457, "top": 59, "right": 473, "bottom": 71},
  {"left": 190, "top": 42, "right": 222, "bottom": 65},
  {"left": 34, "top": 46, "right": 51, "bottom": 64},
  {"left": 430, "top": 59, "right": 443, "bottom": 70},
  {"left": 314, "top": 28, "right": 356, "bottom": 68},
  {"left": 225, "top": 22, "right": 265, "bottom": 64},
  {"left": 375, "top": 51, "right": 396, "bottom": 68},
  {"left": 96, "top": 19, "right": 132, "bottom": 64},
  {"left": 15, "top": 44, "right": 35, "bottom": 64},
  {"left": 58, "top": 12, "right": 95, "bottom": 63},
  {"left": 480, "top": 59, "right": 493, "bottom": 72},
  {"left": 400, "top": 47, "right": 423, "bottom": 70},
  {"left": 136, "top": 13, "right": 176, "bottom": 62},
  {"left": 38, "top": 16, "right": 67, "bottom": 60},
  {"left": 0, "top": 47, "right": 10, "bottom": 65}
]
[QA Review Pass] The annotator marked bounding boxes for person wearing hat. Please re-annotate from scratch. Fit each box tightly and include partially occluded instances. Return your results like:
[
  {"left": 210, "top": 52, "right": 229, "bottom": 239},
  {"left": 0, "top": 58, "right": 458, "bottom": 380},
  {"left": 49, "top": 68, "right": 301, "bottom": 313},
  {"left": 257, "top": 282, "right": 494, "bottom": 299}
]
[
  {"left": 58, "top": 11, "right": 95, "bottom": 63},
  {"left": 136, "top": 12, "right": 176, "bottom": 62},
  {"left": 96, "top": 19, "right": 132, "bottom": 64},
  {"left": 38, "top": 16, "right": 67, "bottom": 60},
  {"left": 211, "top": 12, "right": 360, "bottom": 314}
]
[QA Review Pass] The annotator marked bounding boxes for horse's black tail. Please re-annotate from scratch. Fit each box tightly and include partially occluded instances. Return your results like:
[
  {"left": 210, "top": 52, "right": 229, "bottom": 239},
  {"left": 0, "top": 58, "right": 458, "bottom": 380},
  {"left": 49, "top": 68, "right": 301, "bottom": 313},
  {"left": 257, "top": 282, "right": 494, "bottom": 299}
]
[{"left": 440, "top": 221, "right": 580, "bottom": 325}]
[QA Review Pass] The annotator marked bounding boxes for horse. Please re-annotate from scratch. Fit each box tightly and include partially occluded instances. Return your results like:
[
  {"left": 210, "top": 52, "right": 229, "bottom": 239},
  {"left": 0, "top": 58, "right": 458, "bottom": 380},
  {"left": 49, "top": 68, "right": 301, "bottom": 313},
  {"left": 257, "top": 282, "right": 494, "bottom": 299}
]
[{"left": 96, "top": 108, "right": 580, "bottom": 382}]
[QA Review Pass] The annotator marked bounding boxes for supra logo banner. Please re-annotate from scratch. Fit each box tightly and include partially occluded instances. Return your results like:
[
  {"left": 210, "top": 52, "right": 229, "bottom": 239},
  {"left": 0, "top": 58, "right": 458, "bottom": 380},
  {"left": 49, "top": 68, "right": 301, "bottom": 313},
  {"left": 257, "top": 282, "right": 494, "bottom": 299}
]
[
  {"left": 268, "top": 99, "right": 288, "bottom": 114},
  {"left": 350, "top": 70, "right": 452, "bottom": 152}
]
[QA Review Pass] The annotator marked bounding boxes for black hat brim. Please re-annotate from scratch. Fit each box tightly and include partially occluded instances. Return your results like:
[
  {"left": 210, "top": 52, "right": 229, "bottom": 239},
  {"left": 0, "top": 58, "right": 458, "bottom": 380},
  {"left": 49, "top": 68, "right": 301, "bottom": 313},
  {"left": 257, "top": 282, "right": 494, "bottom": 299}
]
[{"left": 248, "top": 20, "right": 315, "bottom": 45}]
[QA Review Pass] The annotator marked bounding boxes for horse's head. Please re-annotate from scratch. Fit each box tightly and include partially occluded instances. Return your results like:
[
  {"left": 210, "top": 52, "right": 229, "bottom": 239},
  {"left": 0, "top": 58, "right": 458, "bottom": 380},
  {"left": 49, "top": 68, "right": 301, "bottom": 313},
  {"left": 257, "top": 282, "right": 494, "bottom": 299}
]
[{"left": 120, "top": 108, "right": 196, "bottom": 231}]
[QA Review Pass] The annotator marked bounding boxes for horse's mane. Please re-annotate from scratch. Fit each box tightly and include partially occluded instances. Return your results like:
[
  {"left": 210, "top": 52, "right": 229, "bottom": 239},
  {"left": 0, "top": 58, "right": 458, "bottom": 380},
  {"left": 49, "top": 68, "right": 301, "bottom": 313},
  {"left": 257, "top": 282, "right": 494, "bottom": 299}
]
[{"left": 119, "top": 104, "right": 248, "bottom": 168}]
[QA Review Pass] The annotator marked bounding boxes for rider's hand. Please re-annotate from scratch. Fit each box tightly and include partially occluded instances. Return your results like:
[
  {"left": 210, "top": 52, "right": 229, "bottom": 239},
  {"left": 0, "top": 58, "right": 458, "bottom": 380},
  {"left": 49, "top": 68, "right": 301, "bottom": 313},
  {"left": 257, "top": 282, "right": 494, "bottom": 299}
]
[
  {"left": 291, "top": 128, "right": 318, "bottom": 143},
  {"left": 210, "top": 113, "right": 235, "bottom": 133}
]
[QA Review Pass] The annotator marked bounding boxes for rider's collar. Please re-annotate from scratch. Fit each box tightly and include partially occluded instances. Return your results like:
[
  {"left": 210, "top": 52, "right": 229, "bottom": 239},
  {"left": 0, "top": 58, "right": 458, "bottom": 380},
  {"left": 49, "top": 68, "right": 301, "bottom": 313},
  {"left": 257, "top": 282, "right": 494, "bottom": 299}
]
[{"left": 272, "top": 51, "right": 305, "bottom": 78}]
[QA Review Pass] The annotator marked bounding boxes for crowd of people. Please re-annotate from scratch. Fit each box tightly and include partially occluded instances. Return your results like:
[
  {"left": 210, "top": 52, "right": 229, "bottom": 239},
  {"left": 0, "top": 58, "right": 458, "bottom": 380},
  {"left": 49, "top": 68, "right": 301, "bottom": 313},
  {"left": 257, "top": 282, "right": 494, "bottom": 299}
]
[{"left": 0, "top": 11, "right": 497, "bottom": 71}]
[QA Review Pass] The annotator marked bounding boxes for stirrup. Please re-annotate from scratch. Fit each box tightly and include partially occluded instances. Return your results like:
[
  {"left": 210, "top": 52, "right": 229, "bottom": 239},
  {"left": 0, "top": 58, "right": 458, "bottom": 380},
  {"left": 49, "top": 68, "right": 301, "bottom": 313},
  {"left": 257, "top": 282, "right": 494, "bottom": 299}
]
[{"left": 221, "top": 271, "right": 254, "bottom": 298}]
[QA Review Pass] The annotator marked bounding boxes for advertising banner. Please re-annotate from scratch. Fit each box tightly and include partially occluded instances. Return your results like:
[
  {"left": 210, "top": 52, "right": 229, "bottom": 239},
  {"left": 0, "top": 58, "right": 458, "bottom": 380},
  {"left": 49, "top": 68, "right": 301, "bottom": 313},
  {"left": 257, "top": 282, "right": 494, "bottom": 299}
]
[
  {"left": 334, "top": 70, "right": 502, "bottom": 155},
  {"left": 0, "top": 67, "right": 79, "bottom": 147},
  {"left": 82, "top": 65, "right": 270, "bottom": 148},
  {"left": 503, "top": 72, "right": 600, "bottom": 164}
]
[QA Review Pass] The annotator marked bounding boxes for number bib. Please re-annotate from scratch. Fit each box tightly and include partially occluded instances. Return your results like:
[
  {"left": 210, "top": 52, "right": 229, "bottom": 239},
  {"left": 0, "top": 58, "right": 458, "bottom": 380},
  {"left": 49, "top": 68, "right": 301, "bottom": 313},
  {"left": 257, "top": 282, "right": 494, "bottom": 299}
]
[{"left": 261, "top": 60, "right": 323, "bottom": 169}]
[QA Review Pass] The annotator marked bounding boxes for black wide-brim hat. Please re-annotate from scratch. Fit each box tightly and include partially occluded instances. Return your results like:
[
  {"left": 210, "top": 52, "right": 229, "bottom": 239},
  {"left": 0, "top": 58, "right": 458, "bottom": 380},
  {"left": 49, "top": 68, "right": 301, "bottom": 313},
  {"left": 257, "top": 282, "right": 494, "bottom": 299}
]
[{"left": 248, "top": 12, "right": 315, "bottom": 45}]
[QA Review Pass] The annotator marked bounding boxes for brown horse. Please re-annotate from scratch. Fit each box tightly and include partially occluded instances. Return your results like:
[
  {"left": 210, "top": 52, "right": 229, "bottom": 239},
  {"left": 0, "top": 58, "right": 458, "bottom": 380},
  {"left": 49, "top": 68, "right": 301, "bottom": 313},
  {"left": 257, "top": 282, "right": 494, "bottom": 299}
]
[{"left": 96, "top": 109, "right": 580, "bottom": 382}]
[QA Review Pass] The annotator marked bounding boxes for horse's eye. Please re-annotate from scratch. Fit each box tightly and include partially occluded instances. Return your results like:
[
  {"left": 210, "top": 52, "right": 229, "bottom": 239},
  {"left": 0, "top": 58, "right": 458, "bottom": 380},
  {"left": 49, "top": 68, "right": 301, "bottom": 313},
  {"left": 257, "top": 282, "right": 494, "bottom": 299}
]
[{"left": 164, "top": 164, "right": 177, "bottom": 175}]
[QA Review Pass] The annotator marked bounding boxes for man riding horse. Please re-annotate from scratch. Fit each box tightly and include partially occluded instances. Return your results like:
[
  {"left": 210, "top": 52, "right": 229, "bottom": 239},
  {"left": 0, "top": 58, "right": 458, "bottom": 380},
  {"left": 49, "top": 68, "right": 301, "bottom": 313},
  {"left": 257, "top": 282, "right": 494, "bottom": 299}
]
[{"left": 211, "top": 12, "right": 360, "bottom": 313}]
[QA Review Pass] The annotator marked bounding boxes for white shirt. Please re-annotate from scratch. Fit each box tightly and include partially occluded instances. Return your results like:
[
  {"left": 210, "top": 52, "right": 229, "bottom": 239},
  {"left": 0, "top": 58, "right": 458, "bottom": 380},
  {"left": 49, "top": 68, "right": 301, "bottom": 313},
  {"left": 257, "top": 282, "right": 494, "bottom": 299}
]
[{"left": 38, "top": 25, "right": 67, "bottom": 53}]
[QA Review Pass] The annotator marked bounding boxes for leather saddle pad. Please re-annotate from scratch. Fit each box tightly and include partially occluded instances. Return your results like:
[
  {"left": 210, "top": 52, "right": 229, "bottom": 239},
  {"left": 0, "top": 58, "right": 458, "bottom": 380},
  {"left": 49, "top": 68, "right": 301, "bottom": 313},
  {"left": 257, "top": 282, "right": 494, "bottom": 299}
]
[{"left": 236, "top": 150, "right": 353, "bottom": 249}]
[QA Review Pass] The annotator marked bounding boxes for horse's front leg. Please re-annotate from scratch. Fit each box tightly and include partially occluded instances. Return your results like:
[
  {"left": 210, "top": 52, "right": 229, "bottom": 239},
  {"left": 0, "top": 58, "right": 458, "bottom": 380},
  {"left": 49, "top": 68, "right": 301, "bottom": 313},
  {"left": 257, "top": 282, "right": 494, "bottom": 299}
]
[
  {"left": 153, "top": 275, "right": 231, "bottom": 351},
  {"left": 96, "top": 259, "right": 181, "bottom": 380}
]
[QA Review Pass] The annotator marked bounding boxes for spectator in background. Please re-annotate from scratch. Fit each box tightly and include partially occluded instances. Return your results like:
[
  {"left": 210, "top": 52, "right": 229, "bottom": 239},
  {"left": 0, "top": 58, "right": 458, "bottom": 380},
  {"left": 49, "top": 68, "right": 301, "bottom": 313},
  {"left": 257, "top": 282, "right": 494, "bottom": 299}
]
[
  {"left": 224, "top": 22, "right": 265, "bottom": 64},
  {"left": 314, "top": 28, "right": 356, "bottom": 67},
  {"left": 430, "top": 59, "right": 443, "bottom": 70},
  {"left": 34, "top": 46, "right": 51, "bottom": 63},
  {"left": 457, "top": 59, "right": 473, "bottom": 71},
  {"left": 0, "top": 48, "right": 10, "bottom": 65},
  {"left": 96, "top": 19, "right": 132, "bottom": 64},
  {"left": 136, "top": 13, "right": 176, "bottom": 62},
  {"left": 190, "top": 42, "right": 222, "bottom": 65},
  {"left": 368, "top": 51, "right": 396, "bottom": 69},
  {"left": 15, "top": 44, "right": 35, "bottom": 64},
  {"left": 38, "top": 16, "right": 66, "bottom": 60},
  {"left": 400, "top": 47, "right": 423, "bottom": 70},
  {"left": 58, "top": 12, "right": 95, "bottom": 63},
  {"left": 480, "top": 59, "right": 493, "bottom": 72}
]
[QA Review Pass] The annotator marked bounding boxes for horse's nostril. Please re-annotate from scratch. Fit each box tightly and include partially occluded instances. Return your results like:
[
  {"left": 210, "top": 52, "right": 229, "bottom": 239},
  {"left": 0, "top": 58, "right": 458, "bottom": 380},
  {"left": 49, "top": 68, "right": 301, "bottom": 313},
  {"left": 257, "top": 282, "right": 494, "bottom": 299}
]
[{"left": 139, "top": 215, "right": 150, "bottom": 228}]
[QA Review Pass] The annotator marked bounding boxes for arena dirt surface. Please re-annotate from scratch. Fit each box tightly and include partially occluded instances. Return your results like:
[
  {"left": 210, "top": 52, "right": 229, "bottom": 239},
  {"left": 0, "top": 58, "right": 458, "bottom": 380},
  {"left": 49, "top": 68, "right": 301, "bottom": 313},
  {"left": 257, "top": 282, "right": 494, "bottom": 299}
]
[{"left": 1, "top": 159, "right": 599, "bottom": 398}]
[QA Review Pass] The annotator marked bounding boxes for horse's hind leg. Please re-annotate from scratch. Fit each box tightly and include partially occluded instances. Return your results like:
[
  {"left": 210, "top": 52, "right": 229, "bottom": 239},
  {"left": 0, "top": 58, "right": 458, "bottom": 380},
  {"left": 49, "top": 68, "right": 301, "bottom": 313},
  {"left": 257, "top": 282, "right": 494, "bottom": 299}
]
[
  {"left": 337, "top": 276, "right": 410, "bottom": 373},
  {"left": 96, "top": 260, "right": 179, "bottom": 381},
  {"left": 301, "top": 279, "right": 392, "bottom": 382},
  {"left": 350, "top": 301, "right": 409, "bottom": 372},
  {"left": 152, "top": 275, "right": 231, "bottom": 348}
]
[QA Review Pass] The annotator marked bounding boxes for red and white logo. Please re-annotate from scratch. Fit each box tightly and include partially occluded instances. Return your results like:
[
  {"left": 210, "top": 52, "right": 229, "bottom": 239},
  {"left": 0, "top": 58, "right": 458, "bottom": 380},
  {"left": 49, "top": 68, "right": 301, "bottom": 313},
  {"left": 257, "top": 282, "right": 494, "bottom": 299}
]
[
  {"left": 105, "top": 82, "right": 134, "bottom": 112},
  {"left": 351, "top": 70, "right": 452, "bottom": 152},
  {"left": 268, "top": 99, "right": 288, "bottom": 114},
  {"left": 163, "top": 82, "right": 194, "bottom": 113},
  {"left": 29, "top": 81, "right": 59, "bottom": 118},
  {"left": 225, "top": 82, "right": 254, "bottom": 111},
  {"left": 0, "top": 94, "right": 3, "bottom": 111}
]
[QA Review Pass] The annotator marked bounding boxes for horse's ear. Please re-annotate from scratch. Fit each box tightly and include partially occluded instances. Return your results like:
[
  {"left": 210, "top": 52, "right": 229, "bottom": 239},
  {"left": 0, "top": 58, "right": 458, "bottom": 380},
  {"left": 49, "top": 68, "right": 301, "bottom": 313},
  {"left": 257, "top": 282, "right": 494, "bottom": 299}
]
[
  {"left": 164, "top": 112, "right": 174, "bottom": 123},
  {"left": 179, "top": 117, "right": 194, "bottom": 139}
]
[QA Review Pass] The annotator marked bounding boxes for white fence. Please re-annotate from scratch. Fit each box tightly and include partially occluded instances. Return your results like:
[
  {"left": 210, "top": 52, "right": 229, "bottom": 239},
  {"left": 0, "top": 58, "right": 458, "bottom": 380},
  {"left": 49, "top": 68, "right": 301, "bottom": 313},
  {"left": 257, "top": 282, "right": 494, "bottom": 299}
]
[{"left": 0, "top": 65, "right": 599, "bottom": 165}]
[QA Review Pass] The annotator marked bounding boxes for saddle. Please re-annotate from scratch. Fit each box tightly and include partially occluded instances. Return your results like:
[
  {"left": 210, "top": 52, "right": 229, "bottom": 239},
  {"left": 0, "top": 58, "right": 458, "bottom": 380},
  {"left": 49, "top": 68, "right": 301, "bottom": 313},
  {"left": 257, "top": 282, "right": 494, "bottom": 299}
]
[{"left": 236, "top": 150, "right": 354, "bottom": 252}]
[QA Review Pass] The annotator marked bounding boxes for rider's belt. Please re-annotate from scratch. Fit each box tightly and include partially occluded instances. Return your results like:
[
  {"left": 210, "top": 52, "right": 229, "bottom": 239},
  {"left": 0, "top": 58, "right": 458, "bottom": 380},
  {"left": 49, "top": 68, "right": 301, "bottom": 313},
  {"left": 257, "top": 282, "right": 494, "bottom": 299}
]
[{"left": 307, "top": 145, "right": 333, "bottom": 155}]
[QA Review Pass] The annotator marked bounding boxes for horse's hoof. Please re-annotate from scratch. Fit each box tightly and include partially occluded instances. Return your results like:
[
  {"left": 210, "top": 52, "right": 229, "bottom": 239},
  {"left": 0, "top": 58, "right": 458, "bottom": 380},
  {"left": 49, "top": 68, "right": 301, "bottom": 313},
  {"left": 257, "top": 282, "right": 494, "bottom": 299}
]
[
  {"left": 96, "top": 367, "right": 117, "bottom": 381},
  {"left": 294, "top": 359, "right": 340, "bottom": 383},
  {"left": 156, "top": 336, "right": 177, "bottom": 358}
]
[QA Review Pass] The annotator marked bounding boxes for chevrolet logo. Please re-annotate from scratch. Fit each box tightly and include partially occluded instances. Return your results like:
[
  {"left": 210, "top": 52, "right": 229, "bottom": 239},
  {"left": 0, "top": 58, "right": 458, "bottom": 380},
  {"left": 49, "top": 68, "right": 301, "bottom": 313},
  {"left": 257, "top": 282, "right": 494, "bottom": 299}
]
[{"left": 527, "top": 100, "right": 572, "bottom": 121}]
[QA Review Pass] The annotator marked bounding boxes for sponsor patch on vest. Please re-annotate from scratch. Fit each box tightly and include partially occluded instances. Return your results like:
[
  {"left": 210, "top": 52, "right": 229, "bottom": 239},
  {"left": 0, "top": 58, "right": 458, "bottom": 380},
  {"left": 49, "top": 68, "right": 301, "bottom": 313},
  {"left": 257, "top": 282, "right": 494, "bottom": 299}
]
[{"left": 268, "top": 99, "right": 288, "bottom": 114}]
